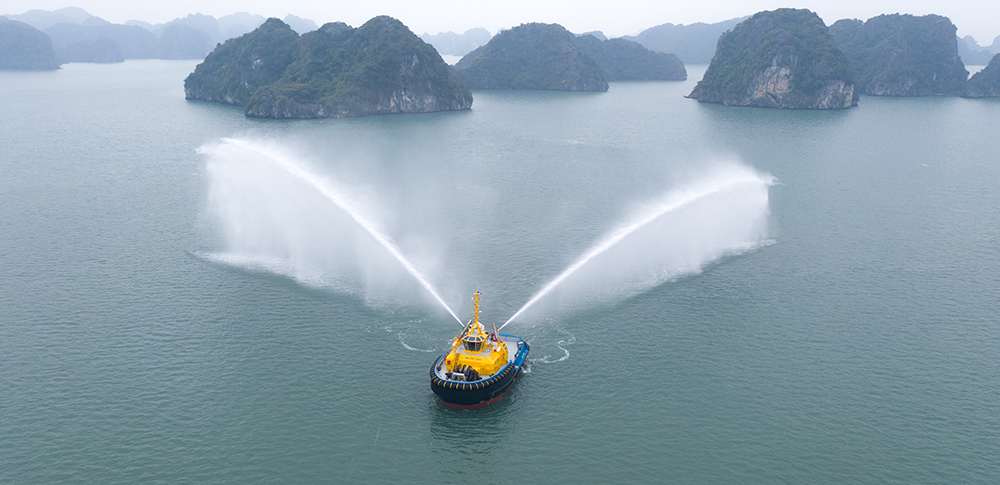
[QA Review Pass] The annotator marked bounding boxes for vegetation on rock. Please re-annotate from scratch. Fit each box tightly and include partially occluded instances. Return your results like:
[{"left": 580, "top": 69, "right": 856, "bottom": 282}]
[
  {"left": 454, "top": 23, "right": 608, "bottom": 91},
  {"left": 688, "top": 9, "right": 857, "bottom": 109},
  {"left": 184, "top": 17, "right": 472, "bottom": 119},
  {"left": 184, "top": 18, "right": 298, "bottom": 106},
  {"left": 963, "top": 53, "right": 1000, "bottom": 97},
  {"left": 829, "top": 14, "right": 968, "bottom": 96},
  {"left": 572, "top": 34, "right": 686, "bottom": 81}
]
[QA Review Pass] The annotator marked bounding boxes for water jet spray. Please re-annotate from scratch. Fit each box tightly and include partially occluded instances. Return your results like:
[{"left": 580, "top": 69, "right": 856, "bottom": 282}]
[
  {"left": 203, "top": 138, "right": 463, "bottom": 325},
  {"left": 500, "top": 164, "right": 774, "bottom": 329}
]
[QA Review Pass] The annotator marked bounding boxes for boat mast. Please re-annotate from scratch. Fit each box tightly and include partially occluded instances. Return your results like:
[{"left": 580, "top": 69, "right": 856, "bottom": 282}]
[{"left": 472, "top": 290, "right": 481, "bottom": 329}]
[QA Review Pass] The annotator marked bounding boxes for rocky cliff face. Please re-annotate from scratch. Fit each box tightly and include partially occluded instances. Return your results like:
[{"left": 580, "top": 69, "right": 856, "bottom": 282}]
[
  {"left": 246, "top": 88, "right": 465, "bottom": 118},
  {"left": 963, "top": 54, "right": 1000, "bottom": 97},
  {"left": 829, "top": 14, "right": 968, "bottom": 96},
  {"left": 718, "top": 61, "right": 856, "bottom": 109},
  {"left": 688, "top": 9, "right": 857, "bottom": 109},
  {"left": 185, "top": 16, "right": 472, "bottom": 119}
]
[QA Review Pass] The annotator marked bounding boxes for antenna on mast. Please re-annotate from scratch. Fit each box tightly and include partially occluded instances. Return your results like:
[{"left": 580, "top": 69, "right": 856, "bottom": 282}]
[{"left": 472, "top": 290, "right": 482, "bottom": 327}]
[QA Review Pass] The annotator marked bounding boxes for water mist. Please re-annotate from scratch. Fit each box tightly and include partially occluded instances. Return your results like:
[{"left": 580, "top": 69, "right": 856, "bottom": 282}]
[
  {"left": 199, "top": 138, "right": 461, "bottom": 324},
  {"left": 501, "top": 162, "right": 774, "bottom": 328}
]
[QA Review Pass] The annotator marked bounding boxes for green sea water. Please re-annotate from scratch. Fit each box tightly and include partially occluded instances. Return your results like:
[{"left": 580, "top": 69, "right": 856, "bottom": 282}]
[{"left": 2, "top": 60, "right": 999, "bottom": 483}]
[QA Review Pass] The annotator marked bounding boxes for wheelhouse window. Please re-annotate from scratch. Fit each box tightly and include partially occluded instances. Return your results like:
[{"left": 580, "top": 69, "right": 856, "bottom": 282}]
[{"left": 463, "top": 336, "right": 483, "bottom": 352}]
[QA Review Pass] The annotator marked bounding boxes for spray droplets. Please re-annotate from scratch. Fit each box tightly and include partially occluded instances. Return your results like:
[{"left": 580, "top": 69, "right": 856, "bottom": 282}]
[
  {"left": 201, "top": 138, "right": 462, "bottom": 324},
  {"left": 201, "top": 138, "right": 774, "bottom": 327},
  {"left": 501, "top": 163, "right": 774, "bottom": 329}
]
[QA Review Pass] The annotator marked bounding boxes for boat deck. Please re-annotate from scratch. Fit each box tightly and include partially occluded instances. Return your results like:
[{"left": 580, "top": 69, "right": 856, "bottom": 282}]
[{"left": 433, "top": 335, "right": 523, "bottom": 381}]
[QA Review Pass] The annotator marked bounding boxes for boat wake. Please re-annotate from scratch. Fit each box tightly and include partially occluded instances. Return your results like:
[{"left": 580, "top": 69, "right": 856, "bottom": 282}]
[
  {"left": 529, "top": 345, "right": 571, "bottom": 365},
  {"left": 524, "top": 324, "right": 575, "bottom": 365},
  {"left": 399, "top": 339, "right": 436, "bottom": 353}
]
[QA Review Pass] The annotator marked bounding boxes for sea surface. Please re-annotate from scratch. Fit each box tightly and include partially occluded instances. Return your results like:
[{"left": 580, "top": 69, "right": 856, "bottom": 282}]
[{"left": 2, "top": 61, "right": 999, "bottom": 483}]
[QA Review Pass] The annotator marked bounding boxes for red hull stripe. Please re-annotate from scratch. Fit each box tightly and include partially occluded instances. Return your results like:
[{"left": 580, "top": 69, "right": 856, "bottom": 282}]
[{"left": 440, "top": 390, "right": 508, "bottom": 409}]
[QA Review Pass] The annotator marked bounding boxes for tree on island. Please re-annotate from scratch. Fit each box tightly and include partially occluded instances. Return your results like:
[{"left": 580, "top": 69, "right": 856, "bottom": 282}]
[
  {"left": 455, "top": 23, "right": 609, "bottom": 91},
  {"left": 453, "top": 23, "right": 687, "bottom": 91},
  {"left": 184, "top": 17, "right": 472, "bottom": 119},
  {"left": 829, "top": 14, "right": 968, "bottom": 96},
  {"left": 688, "top": 9, "right": 857, "bottom": 109},
  {"left": 572, "top": 34, "right": 686, "bottom": 81}
]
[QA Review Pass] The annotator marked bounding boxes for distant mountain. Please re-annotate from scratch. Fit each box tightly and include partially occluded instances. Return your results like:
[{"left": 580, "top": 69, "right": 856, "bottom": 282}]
[
  {"left": 43, "top": 17, "right": 212, "bottom": 61},
  {"left": 455, "top": 23, "right": 608, "bottom": 91},
  {"left": 963, "top": 53, "right": 1000, "bottom": 97},
  {"left": 57, "top": 35, "right": 123, "bottom": 63},
  {"left": 283, "top": 15, "right": 318, "bottom": 35},
  {"left": 158, "top": 24, "right": 212, "bottom": 59},
  {"left": 958, "top": 35, "right": 995, "bottom": 65},
  {"left": 577, "top": 31, "right": 606, "bottom": 41},
  {"left": 420, "top": 28, "right": 491, "bottom": 56},
  {"left": 970, "top": 35, "right": 1000, "bottom": 55},
  {"left": 125, "top": 20, "right": 153, "bottom": 31},
  {"left": 4, "top": 7, "right": 92, "bottom": 30},
  {"left": 829, "top": 14, "right": 967, "bottom": 96},
  {"left": 218, "top": 12, "right": 266, "bottom": 39},
  {"left": 3, "top": 8, "right": 325, "bottom": 64},
  {"left": 623, "top": 17, "right": 746, "bottom": 64},
  {"left": 0, "top": 18, "right": 60, "bottom": 70},
  {"left": 184, "top": 17, "right": 472, "bottom": 119},
  {"left": 45, "top": 22, "right": 158, "bottom": 62},
  {"left": 152, "top": 13, "right": 221, "bottom": 49},
  {"left": 572, "top": 34, "right": 686, "bottom": 81},
  {"left": 688, "top": 9, "right": 857, "bottom": 109},
  {"left": 125, "top": 12, "right": 317, "bottom": 49}
]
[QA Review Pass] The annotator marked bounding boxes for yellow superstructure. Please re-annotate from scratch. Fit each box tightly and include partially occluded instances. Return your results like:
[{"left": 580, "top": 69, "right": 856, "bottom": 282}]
[{"left": 444, "top": 291, "right": 508, "bottom": 377}]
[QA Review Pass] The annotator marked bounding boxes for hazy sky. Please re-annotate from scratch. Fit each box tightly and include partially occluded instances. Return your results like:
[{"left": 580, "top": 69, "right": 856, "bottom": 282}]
[{"left": 5, "top": 0, "right": 1000, "bottom": 45}]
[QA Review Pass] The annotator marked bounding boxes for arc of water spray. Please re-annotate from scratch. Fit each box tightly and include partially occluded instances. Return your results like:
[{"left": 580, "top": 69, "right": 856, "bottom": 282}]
[
  {"left": 499, "top": 170, "right": 772, "bottom": 330},
  {"left": 223, "top": 138, "right": 463, "bottom": 325}
]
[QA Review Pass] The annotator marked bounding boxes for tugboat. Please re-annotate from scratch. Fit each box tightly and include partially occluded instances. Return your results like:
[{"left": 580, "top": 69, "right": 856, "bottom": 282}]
[{"left": 430, "top": 291, "right": 529, "bottom": 409}]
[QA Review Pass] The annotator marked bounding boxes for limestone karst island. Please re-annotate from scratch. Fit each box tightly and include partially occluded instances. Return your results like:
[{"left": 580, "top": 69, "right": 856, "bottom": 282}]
[
  {"left": 687, "top": 9, "right": 858, "bottom": 109},
  {"left": 453, "top": 22, "right": 686, "bottom": 91},
  {"left": 829, "top": 14, "right": 968, "bottom": 96},
  {"left": 6, "top": 6, "right": 1000, "bottom": 112},
  {"left": 183, "top": 16, "right": 473, "bottom": 119}
]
